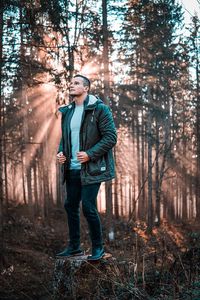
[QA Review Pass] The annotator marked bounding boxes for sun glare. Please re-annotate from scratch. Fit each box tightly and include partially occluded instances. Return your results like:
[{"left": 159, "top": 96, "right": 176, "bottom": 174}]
[{"left": 80, "top": 62, "right": 99, "bottom": 77}]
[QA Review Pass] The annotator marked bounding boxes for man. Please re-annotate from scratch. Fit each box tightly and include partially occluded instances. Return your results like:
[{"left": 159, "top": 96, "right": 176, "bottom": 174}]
[{"left": 56, "top": 74, "right": 117, "bottom": 261}]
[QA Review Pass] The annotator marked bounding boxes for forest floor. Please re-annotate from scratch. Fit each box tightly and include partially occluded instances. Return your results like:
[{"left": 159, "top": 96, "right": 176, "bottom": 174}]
[{"left": 0, "top": 203, "right": 200, "bottom": 300}]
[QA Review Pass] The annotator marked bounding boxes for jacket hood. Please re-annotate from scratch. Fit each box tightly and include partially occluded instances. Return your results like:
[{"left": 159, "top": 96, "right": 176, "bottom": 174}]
[
  {"left": 85, "top": 94, "right": 103, "bottom": 109},
  {"left": 58, "top": 94, "right": 103, "bottom": 114}
]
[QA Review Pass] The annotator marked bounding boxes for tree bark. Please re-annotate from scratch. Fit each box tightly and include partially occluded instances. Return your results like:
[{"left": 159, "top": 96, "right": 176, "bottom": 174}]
[
  {"left": 147, "top": 88, "right": 153, "bottom": 233},
  {"left": 193, "top": 18, "right": 200, "bottom": 220},
  {"left": 53, "top": 254, "right": 138, "bottom": 300},
  {"left": 113, "top": 147, "right": 119, "bottom": 219},
  {"left": 0, "top": 0, "right": 4, "bottom": 267},
  {"left": 33, "top": 160, "right": 39, "bottom": 216},
  {"left": 155, "top": 118, "right": 160, "bottom": 225},
  {"left": 102, "top": 0, "right": 113, "bottom": 239},
  {"left": 136, "top": 110, "right": 142, "bottom": 219}
]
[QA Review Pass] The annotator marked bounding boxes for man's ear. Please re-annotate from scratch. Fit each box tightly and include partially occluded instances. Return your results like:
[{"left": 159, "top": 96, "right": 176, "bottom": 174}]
[{"left": 84, "top": 86, "right": 89, "bottom": 92}]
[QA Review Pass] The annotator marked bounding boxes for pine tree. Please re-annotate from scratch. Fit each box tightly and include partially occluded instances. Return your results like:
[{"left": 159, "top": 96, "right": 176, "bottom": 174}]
[
  {"left": 120, "top": 0, "right": 184, "bottom": 227},
  {"left": 188, "top": 16, "right": 200, "bottom": 220}
]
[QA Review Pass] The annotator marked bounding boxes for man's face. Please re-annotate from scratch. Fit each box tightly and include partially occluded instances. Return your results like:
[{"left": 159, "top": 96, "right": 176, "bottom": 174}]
[{"left": 69, "top": 77, "right": 89, "bottom": 96}]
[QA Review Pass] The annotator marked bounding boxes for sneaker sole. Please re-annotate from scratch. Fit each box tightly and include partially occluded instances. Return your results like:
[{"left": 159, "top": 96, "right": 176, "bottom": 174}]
[
  {"left": 72, "top": 252, "right": 84, "bottom": 256},
  {"left": 56, "top": 252, "right": 84, "bottom": 257},
  {"left": 87, "top": 252, "right": 105, "bottom": 261}
]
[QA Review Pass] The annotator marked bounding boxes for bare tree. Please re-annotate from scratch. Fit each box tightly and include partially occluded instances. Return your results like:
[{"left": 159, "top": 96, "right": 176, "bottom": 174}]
[{"left": 0, "top": 0, "right": 4, "bottom": 267}]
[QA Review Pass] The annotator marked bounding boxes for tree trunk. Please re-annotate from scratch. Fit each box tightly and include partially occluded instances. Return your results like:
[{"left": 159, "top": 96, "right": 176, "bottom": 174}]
[
  {"left": 141, "top": 109, "right": 146, "bottom": 219},
  {"left": 113, "top": 148, "right": 119, "bottom": 219},
  {"left": 0, "top": 0, "right": 4, "bottom": 267},
  {"left": 136, "top": 110, "right": 142, "bottom": 219},
  {"left": 56, "top": 163, "right": 62, "bottom": 208},
  {"left": 19, "top": 7, "right": 30, "bottom": 206},
  {"left": 182, "top": 124, "right": 187, "bottom": 220},
  {"left": 53, "top": 254, "right": 137, "bottom": 300},
  {"left": 102, "top": 0, "right": 113, "bottom": 240},
  {"left": 27, "top": 163, "right": 33, "bottom": 206},
  {"left": 155, "top": 119, "right": 160, "bottom": 225},
  {"left": 147, "top": 88, "right": 153, "bottom": 233},
  {"left": 33, "top": 161, "right": 39, "bottom": 216},
  {"left": 194, "top": 19, "right": 200, "bottom": 220},
  {"left": 21, "top": 150, "right": 27, "bottom": 204},
  {"left": 120, "top": 174, "right": 124, "bottom": 216}
]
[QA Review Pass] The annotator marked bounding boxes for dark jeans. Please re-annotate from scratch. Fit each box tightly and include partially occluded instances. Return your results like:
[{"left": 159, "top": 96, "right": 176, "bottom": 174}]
[{"left": 64, "top": 170, "right": 102, "bottom": 249}]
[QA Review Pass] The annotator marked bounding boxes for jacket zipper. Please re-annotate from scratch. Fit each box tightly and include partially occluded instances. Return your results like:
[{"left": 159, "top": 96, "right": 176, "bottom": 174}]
[
  {"left": 63, "top": 105, "right": 74, "bottom": 167},
  {"left": 79, "top": 108, "right": 86, "bottom": 151}
]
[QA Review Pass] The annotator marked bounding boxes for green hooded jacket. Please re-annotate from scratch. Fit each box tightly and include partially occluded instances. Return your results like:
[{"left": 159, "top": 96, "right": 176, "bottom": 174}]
[{"left": 58, "top": 94, "right": 117, "bottom": 185}]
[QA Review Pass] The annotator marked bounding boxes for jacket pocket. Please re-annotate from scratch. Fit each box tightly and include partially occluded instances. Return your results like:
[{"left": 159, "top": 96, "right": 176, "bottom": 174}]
[{"left": 87, "top": 156, "right": 106, "bottom": 176}]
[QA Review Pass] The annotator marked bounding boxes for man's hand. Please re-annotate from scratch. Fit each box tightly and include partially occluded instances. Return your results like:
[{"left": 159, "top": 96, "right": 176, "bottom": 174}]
[
  {"left": 57, "top": 152, "right": 67, "bottom": 164},
  {"left": 77, "top": 151, "right": 90, "bottom": 163}
]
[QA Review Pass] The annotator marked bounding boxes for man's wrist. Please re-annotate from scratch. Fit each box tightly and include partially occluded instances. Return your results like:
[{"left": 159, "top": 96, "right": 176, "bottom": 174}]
[{"left": 85, "top": 151, "right": 92, "bottom": 161}]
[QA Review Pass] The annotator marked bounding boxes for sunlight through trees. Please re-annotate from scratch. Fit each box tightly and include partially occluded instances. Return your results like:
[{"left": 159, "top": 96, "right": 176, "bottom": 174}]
[{"left": 0, "top": 0, "right": 199, "bottom": 232}]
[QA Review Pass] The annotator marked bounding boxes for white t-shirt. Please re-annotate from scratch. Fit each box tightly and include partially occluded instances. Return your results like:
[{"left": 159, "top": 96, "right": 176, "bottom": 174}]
[{"left": 70, "top": 104, "right": 84, "bottom": 170}]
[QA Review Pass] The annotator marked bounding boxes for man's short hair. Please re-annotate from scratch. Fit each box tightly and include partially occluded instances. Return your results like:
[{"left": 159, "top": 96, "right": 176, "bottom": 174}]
[{"left": 74, "top": 74, "right": 91, "bottom": 89}]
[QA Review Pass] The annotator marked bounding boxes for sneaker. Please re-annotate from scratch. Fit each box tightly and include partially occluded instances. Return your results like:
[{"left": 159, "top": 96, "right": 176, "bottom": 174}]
[
  {"left": 56, "top": 247, "right": 84, "bottom": 257},
  {"left": 87, "top": 247, "right": 105, "bottom": 261}
]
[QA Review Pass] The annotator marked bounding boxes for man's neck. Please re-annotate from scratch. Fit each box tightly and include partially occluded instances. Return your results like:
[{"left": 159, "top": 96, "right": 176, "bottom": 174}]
[{"left": 74, "top": 93, "right": 88, "bottom": 106}]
